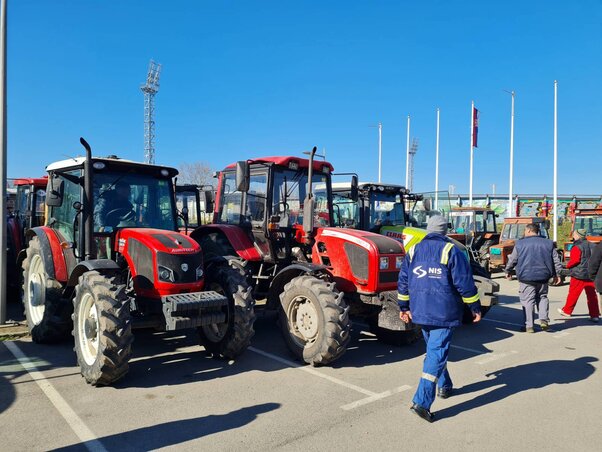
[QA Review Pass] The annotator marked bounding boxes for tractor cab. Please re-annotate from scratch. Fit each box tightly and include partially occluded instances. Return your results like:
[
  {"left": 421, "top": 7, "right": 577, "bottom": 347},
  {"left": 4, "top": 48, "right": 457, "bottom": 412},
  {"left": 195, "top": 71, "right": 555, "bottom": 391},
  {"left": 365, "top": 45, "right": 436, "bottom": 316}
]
[
  {"left": 21, "top": 140, "right": 254, "bottom": 386},
  {"left": 214, "top": 155, "right": 335, "bottom": 263},
  {"left": 564, "top": 208, "right": 602, "bottom": 259},
  {"left": 6, "top": 177, "right": 47, "bottom": 297},
  {"left": 175, "top": 184, "right": 215, "bottom": 232},
  {"left": 489, "top": 217, "right": 549, "bottom": 271}
]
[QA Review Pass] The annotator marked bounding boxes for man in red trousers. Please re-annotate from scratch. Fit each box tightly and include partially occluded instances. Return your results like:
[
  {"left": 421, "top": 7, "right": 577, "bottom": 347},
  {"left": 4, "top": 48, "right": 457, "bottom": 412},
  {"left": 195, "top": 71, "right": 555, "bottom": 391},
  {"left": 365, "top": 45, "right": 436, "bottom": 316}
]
[{"left": 558, "top": 229, "right": 600, "bottom": 322}]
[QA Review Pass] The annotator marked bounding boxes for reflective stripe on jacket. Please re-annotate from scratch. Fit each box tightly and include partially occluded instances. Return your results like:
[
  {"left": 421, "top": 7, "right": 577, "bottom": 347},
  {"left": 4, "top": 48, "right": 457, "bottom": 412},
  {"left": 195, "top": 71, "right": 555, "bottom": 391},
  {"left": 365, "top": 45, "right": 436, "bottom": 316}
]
[{"left": 397, "top": 233, "right": 480, "bottom": 328}]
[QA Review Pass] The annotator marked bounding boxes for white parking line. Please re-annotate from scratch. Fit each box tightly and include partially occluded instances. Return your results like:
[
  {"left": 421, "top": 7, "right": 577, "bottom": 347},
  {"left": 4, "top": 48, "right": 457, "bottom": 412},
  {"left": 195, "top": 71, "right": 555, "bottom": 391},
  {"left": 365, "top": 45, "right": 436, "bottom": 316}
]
[
  {"left": 248, "top": 346, "right": 376, "bottom": 396},
  {"left": 340, "top": 385, "right": 412, "bottom": 411},
  {"left": 476, "top": 350, "right": 518, "bottom": 365},
  {"left": 450, "top": 344, "right": 486, "bottom": 355},
  {"left": 4, "top": 341, "right": 107, "bottom": 452},
  {"left": 482, "top": 318, "right": 523, "bottom": 327}
]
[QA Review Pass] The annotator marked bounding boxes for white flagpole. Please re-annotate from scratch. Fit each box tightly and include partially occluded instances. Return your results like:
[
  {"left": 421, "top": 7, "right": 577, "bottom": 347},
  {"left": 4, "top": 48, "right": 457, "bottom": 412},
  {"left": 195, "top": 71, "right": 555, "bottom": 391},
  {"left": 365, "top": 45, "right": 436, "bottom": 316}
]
[
  {"left": 508, "top": 90, "right": 515, "bottom": 216},
  {"left": 435, "top": 108, "right": 440, "bottom": 208},
  {"left": 405, "top": 115, "right": 410, "bottom": 188},
  {"left": 377, "top": 122, "right": 382, "bottom": 183},
  {"left": 469, "top": 101, "right": 474, "bottom": 205},
  {"left": 553, "top": 81, "right": 558, "bottom": 242},
  {"left": 0, "top": 0, "right": 7, "bottom": 324}
]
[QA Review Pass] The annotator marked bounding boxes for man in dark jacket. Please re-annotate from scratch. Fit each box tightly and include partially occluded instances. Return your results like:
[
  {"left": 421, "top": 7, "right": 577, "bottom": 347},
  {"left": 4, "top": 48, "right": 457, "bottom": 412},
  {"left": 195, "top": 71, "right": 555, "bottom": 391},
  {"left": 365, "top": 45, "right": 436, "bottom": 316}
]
[
  {"left": 588, "top": 242, "right": 602, "bottom": 315},
  {"left": 558, "top": 229, "right": 599, "bottom": 322},
  {"left": 398, "top": 215, "right": 481, "bottom": 423},
  {"left": 505, "top": 223, "right": 562, "bottom": 332}
]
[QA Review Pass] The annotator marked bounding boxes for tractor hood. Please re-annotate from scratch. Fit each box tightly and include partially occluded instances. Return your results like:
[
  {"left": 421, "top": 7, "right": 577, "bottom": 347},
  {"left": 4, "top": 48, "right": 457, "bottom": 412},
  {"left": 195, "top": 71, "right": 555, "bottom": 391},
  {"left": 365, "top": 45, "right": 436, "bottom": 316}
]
[{"left": 115, "top": 228, "right": 201, "bottom": 255}]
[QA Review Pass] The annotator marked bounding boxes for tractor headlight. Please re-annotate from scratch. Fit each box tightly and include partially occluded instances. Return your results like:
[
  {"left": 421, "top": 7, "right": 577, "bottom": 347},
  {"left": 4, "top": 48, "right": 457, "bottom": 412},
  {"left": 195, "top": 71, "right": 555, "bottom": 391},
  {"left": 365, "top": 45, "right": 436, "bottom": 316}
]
[
  {"left": 158, "top": 266, "right": 175, "bottom": 283},
  {"left": 380, "top": 257, "right": 389, "bottom": 270},
  {"left": 395, "top": 256, "right": 403, "bottom": 269},
  {"left": 196, "top": 265, "right": 204, "bottom": 280}
]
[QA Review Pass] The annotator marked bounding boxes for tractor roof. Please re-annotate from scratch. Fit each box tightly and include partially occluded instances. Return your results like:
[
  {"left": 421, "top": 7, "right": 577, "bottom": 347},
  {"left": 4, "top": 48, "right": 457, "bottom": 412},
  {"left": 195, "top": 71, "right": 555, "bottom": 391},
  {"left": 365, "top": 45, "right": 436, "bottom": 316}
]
[
  {"left": 331, "top": 181, "right": 409, "bottom": 194},
  {"left": 13, "top": 176, "right": 48, "bottom": 187},
  {"left": 46, "top": 156, "right": 178, "bottom": 177},
  {"left": 573, "top": 208, "right": 602, "bottom": 216},
  {"left": 503, "top": 217, "right": 546, "bottom": 224},
  {"left": 225, "top": 156, "right": 334, "bottom": 173}
]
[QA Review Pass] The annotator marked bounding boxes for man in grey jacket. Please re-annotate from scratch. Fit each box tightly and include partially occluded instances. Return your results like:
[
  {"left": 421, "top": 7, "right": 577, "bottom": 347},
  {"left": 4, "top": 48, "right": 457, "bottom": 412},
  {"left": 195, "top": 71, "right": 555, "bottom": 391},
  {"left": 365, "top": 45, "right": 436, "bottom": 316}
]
[{"left": 505, "top": 223, "right": 562, "bottom": 332}]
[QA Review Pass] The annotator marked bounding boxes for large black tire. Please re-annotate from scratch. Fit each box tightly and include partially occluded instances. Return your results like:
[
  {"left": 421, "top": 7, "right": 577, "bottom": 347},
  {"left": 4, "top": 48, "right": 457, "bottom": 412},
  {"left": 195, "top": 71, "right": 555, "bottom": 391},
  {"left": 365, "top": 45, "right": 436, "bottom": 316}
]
[
  {"left": 21, "top": 237, "right": 71, "bottom": 343},
  {"left": 279, "top": 275, "right": 350, "bottom": 366},
  {"left": 72, "top": 271, "right": 133, "bottom": 386},
  {"left": 198, "top": 264, "right": 255, "bottom": 359}
]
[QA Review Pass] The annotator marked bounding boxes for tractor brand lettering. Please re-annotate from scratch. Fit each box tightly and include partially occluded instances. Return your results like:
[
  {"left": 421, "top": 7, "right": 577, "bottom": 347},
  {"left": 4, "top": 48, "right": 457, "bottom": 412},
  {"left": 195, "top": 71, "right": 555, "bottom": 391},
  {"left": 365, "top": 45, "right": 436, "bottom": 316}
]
[
  {"left": 385, "top": 231, "right": 404, "bottom": 239},
  {"left": 413, "top": 266, "right": 427, "bottom": 278},
  {"left": 170, "top": 248, "right": 195, "bottom": 254}
]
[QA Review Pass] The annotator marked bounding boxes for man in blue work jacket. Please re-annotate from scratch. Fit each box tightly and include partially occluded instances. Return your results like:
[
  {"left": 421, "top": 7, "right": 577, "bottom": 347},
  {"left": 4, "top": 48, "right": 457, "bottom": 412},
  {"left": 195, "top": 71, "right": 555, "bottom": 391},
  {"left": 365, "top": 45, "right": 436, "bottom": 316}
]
[{"left": 398, "top": 215, "right": 481, "bottom": 422}]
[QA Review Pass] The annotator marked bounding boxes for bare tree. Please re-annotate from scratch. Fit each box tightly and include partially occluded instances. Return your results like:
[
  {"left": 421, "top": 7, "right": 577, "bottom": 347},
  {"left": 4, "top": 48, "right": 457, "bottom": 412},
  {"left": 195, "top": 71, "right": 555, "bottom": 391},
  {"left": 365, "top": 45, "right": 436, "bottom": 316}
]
[{"left": 177, "top": 161, "right": 215, "bottom": 187}]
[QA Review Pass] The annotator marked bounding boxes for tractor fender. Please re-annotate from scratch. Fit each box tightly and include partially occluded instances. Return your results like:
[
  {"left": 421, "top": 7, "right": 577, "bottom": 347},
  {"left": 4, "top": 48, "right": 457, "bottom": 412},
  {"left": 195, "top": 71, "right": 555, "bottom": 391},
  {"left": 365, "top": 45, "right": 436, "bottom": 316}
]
[
  {"left": 26, "top": 227, "right": 69, "bottom": 283},
  {"left": 64, "top": 259, "right": 122, "bottom": 299},
  {"left": 190, "top": 224, "right": 261, "bottom": 262},
  {"left": 267, "top": 262, "right": 330, "bottom": 310}
]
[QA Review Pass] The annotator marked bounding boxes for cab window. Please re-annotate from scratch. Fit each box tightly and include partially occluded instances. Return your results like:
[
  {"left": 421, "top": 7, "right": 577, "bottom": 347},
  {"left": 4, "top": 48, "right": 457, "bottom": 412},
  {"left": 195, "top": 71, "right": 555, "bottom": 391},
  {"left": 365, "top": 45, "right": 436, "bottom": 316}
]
[{"left": 49, "top": 171, "right": 81, "bottom": 242}]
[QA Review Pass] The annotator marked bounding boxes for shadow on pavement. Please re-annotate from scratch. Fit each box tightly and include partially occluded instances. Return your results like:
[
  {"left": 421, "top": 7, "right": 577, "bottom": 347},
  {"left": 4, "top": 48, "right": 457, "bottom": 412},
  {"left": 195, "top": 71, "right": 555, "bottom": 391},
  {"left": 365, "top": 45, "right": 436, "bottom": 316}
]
[
  {"left": 435, "top": 356, "right": 598, "bottom": 420},
  {"left": 54, "top": 402, "right": 281, "bottom": 452}
]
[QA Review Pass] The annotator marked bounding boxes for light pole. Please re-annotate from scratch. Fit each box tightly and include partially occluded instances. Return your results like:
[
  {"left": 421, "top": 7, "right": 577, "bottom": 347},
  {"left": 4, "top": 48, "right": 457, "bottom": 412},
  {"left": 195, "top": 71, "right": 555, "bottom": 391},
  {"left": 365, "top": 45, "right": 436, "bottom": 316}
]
[
  {"left": 553, "top": 81, "right": 558, "bottom": 242},
  {"left": 0, "top": 0, "right": 8, "bottom": 324},
  {"left": 504, "top": 90, "right": 515, "bottom": 218},
  {"left": 405, "top": 115, "right": 410, "bottom": 188},
  {"left": 378, "top": 122, "right": 382, "bottom": 183},
  {"left": 435, "top": 108, "right": 440, "bottom": 209}
]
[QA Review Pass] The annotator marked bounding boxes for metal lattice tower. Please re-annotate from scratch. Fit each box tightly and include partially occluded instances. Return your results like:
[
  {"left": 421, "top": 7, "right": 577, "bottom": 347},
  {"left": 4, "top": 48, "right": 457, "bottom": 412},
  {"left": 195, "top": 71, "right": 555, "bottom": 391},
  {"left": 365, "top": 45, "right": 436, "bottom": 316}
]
[
  {"left": 141, "top": 60, "right": 161, "bottom": 164},
  {"left": 408, "top": 138, "right": 419, "bottom": 192}
]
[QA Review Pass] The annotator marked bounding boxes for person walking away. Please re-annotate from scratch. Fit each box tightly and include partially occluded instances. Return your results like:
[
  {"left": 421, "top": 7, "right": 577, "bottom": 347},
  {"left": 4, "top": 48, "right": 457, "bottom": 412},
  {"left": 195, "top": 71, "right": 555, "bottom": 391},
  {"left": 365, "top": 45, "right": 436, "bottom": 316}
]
[
  {"left": 558, "top": 229, "right": 599, "bottom": 322},
  {"left": 505, "top": 223, "right": 562, "bottom": 333},
  {"left": 398, "top": 215, "right": 481, "bottom": 423},
  {"left": 588, "top": 241, "right": 602, "bottom": 319}
]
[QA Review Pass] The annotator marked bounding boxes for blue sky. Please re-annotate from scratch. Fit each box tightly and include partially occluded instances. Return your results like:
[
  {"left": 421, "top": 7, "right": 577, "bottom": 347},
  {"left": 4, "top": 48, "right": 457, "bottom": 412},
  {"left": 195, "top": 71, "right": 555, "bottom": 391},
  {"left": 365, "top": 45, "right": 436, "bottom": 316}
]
[{"left": 7, "top": 0, "right": 602, "bottom": 195}]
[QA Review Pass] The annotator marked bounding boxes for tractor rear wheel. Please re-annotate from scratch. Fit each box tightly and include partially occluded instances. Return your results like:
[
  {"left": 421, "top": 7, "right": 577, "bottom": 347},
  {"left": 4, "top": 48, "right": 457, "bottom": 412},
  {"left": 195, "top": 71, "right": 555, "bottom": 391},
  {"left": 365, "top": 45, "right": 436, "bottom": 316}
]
[
  {"left": 279, "top": 275, "right": 350, "bottom": 366},
  {"left": 22, "top": 237, "right": 71, "bottom": 343},
  {"left": 72, "top": 271, "right": 132, "bottom": 386},
  {"left": 198, "top": 264, "right": 255, "bottom": 358}
]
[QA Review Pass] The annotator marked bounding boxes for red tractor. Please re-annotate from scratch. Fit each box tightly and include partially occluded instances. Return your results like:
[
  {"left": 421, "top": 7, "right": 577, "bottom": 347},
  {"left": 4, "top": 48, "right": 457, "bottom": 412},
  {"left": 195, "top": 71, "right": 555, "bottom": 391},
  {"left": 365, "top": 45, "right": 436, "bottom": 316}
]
[
  {"left": 191, "top": 148, "right": 414, "bottom": 366},
  {"left": 6, "top": 177, "right": 47, "bottom": 298},
  {"left": 21, "top": 139, "right": 255, "bottom": 386}
]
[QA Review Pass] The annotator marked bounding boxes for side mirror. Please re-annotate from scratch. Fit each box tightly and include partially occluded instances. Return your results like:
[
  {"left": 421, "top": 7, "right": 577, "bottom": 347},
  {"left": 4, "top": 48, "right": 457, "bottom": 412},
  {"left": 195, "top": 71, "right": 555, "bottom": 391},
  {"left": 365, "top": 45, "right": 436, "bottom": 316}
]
[
  {"left": 236, "top": 161, "right": 250, "bottom": 192},
  {"left": 350, "top": 175, "right": 359, "bottom": 202},
  {"left": 182, "top": 206, "right": 189, "bottom": 220},
  {"left": 423, "top": 198, "right": 432, "bottom": 211},
  {"left": 46, "top": 177, "right": 64, "bottom": 207}
]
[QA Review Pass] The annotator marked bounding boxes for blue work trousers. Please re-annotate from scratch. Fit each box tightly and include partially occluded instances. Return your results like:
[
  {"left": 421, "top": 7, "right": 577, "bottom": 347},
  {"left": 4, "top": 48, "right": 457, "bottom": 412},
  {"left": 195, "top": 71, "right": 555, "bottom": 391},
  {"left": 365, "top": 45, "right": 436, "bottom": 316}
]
[{"left": 412, "top": 325, "right": 454, "bottom": 410}]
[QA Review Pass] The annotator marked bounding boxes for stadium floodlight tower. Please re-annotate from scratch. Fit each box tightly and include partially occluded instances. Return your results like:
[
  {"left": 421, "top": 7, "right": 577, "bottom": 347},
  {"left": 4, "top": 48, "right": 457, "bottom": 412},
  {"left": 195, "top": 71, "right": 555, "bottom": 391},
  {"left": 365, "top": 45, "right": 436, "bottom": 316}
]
[{"left": 141, "top": 60, "right": 161, "bottom": 164}]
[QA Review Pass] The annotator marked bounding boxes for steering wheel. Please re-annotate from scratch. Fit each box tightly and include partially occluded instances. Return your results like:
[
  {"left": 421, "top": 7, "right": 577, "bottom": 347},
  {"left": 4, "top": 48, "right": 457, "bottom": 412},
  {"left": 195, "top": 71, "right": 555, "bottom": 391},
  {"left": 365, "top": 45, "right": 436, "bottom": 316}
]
[{"left": 104, "top": 208, "right": 136, "bottom": 228}]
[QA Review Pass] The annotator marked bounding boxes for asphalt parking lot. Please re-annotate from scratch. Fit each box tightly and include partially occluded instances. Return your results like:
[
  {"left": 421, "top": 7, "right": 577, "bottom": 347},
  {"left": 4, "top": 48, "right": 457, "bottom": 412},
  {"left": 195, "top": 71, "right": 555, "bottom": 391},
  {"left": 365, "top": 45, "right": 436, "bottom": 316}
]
[{"left": 1, "top": 276, "right": 601, "bottom": 452}]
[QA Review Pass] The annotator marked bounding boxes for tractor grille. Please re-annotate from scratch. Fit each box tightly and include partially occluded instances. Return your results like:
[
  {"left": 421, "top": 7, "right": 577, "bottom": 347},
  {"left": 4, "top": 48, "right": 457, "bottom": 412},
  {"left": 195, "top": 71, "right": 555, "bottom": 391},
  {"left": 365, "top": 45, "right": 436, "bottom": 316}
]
[
  {"left": 156, "top": 251, "right": 203, "bottom": 284},
  {"left": 344, "top": 242, "right": 369, "bottom": 280},
  {"left": 128, "top": 238, "right": 154, "bottom": 289}
]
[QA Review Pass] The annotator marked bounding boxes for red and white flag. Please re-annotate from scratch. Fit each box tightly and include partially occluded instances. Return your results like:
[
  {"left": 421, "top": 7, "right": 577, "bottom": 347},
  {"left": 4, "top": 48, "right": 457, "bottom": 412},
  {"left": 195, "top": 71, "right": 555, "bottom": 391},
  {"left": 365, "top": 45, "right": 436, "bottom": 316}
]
[{"left": 472, "top": 106, "right": 479, "bottom": 148}]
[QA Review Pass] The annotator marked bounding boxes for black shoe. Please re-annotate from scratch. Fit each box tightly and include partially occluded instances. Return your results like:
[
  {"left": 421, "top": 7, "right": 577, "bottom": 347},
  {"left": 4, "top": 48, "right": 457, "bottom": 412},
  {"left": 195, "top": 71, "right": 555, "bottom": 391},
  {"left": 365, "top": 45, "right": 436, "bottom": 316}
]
[
  {"left": 437, "top": 387, "right": 452, "bottom": 399},
  {"left": 410, "top": 403, "right": 434, "bottom": 423}
]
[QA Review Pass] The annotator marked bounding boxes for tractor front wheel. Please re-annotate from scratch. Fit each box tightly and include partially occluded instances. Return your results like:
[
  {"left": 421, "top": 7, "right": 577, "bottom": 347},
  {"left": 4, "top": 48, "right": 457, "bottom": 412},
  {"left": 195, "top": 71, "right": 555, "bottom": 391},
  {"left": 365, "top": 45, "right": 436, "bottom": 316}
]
[
  {"left": 279, "top": 275, "right": 350, "bottom": 366},
  {"left": 72, "top": 271, "right": 132, "bottom": 386},
  {"left": 198, "top": 264, "right": 255, "bottom": 359},
  {"left": 22, "top": 236, "right": 71, "bottom": 343}
]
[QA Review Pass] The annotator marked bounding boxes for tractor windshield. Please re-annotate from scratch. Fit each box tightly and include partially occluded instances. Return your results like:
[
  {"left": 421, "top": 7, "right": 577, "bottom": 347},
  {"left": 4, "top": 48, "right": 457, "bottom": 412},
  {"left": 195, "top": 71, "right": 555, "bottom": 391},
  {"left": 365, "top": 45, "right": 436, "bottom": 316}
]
[
  {"left": 367, "top": 191, "right": 406, "bottom": 230},
  {"left": 272, "top": 168, "right": 331, "bottom": 228},
  {"left": 332, "top": 191, "right": 359, "bottom": 228},
  {"left": 451, "top": 212, "right": 474, "bottom": 234},
  {"left": 93, "top": 171, "right": 176, "bottom": 232},
  {"left": 175, "top": 189, "right": 200, "bottom": 228},
  {"left": 574, "top": 215, "right": 602, "bottom": 236}
]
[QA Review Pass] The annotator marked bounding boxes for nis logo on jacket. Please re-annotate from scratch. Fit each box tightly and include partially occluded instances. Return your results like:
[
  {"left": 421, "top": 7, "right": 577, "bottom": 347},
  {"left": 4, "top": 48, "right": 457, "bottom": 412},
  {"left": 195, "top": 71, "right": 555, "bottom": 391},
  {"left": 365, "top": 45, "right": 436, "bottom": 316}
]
[{"left": 413, "top": 266, "right": 443, "bottom": 278}]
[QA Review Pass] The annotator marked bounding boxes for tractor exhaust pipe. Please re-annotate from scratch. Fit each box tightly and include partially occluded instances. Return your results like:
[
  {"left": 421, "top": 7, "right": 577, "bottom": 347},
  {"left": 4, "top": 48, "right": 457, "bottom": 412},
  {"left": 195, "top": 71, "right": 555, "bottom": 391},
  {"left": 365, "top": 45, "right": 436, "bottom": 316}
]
[
  {"left": 303, "top": 146, "right": 318, "bottom": 234},
  {"left": 80, "top": 137, "right": 95, "bottom": 260}
]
